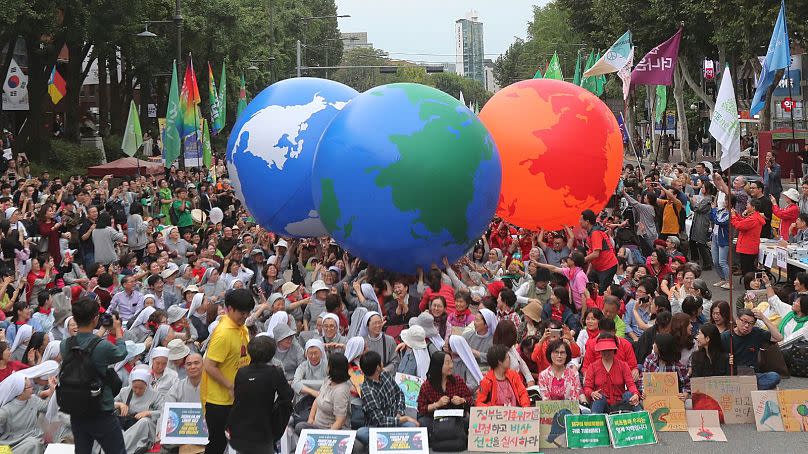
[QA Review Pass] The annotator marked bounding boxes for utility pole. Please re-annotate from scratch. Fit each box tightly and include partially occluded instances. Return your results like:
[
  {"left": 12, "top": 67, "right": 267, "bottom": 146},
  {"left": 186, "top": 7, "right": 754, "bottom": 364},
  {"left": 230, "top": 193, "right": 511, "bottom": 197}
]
[{"left": 297, "top": 40, "right": 302, "bottom": 77}]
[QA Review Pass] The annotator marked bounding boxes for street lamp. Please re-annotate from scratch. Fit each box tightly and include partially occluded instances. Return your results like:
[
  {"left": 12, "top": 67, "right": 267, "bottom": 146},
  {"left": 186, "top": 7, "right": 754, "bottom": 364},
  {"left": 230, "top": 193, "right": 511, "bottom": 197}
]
[
  {"left": 297, "top": 14, "right": 351, "bottom": 77},
  {"left": 136, "top": 24, "right": 157, "bottom": 38},
  {"left": 135, "top": 0, "right": 183, "bottom": 68}
]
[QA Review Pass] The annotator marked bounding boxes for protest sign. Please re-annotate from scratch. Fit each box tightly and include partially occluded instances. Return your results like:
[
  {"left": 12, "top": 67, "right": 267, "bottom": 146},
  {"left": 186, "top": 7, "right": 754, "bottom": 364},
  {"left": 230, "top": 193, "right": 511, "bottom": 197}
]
[
  {"left": 751, "top": 390, "right": 784, "bottom": 431},
  {"left": 350, "top": 368, "right": 365, "bottom": 396},
  {"left": 467, "top": 406, "right": 541, "bottom": 452},
  {"left": 776, "top": 389, "right": 808, "bottom": 432},
  {"left": 395, "top": 373, "right": 424, "bottom": 409},
  {"left": 691, "top": 375, "right": 757, "bottom": 424},
  {"left": 687, "top": 410, "right": 726, "bottom": 442},
  {"left": 536, "top": 400, "right": 579, "bottom": 448},
  {"left": 565, "top": 414, "right": 610, "bottom": 449},
  {"left": 606, "top": 411, "right": 657, "bottom": 448},
  {"left": 44, "top": 445, "right": 74, "bottom": 454},
  {"left": 296, "top": 430, "right": 356, "bottom": 454},
  {"left": 369, "top": 427, "right": 429, "bottom": 454},
  {"left": 642, "top": 372, "right": 686, "bottom": 432},
  {"left": 160, "top": 402, "right": 208, "bottom": 445}
]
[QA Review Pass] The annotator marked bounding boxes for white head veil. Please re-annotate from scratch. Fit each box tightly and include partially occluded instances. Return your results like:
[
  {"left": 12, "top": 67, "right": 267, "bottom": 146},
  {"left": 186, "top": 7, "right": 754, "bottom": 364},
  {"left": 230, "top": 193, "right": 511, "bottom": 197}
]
[
  {"left": 359, "top": 311, "right": 381, "bottom": 338},
  {"left": 59, "top": 316, "right": 75, "bottom": 339},
  {"left": 41, "top": 340, "right": 61, "bottom": 362},
  {"left": 188, "top": 292, "right": 205, "bottom": 317},
  {"left": 130, "top": 306, "right": 157, "bottom": 331},
  {"left": 348, "top": 307, "right": 368, "bottom": 339},
  {"left": 449, "top": 335, "right": 483, "bottom": 384},
  {"left": 265, "top": 312, "right": 289, "bottom": 336},
  {"left": 479, "top": 308, "right": 498, "bottom": 337},
  {"left": 360, "top": 283, "right": 383, "bottom": 314},
  {"left": 0, "top": 373, "right": 25, "bottom": 406},
  {"left": 10, "top": 324, "right": 33, "bottom": 355},
  {"left": 344, "top": 336, "right": 365, "bottom": 364},
  {"left": 146, "top": 324, "right": 170, "bottom": 361}
]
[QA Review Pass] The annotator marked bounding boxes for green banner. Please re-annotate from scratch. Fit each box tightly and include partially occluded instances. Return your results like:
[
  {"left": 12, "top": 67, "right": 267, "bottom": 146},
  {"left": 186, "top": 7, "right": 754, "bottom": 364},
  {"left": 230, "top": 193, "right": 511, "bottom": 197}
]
[
  {"left": 606, "top": 411, "right": 657, "bottom": 448},
  {"left": 565, "top": 414, "right": 610, "bottom": 449}
]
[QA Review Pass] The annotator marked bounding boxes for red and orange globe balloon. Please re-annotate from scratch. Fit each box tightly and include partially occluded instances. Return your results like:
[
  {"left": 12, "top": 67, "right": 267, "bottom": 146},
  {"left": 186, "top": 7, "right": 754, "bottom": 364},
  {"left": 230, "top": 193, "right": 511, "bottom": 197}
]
[{"left": 479, "top": 79, "right": 624, "bottom": 231}]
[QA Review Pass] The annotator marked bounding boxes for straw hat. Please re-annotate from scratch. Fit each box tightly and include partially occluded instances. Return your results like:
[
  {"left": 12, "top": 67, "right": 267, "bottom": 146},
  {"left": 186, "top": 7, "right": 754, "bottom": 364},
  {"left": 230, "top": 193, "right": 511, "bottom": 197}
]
[
  {"left": 281, "top": 282, "right": 300, "bottom": 297},
  {"left": 400, "top": 325, "right": 427, "bottom": 350},
  {"left": 167, "top": 338, "right": 190, "bottom": 361},
  {"left": 522, "top": 301, "right": 542, "bottom": 323}
]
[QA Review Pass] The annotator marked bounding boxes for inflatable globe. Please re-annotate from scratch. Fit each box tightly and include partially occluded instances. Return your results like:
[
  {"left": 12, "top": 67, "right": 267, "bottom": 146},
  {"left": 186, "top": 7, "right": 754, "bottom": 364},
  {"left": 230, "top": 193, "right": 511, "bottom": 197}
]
[
  {"left": 311, "top": 83, "right": 501, "bottom": 273},
  {"left": 226, "top": 78, "right": 358, "bottom": 237},
  {"left": 479, "top": 79, "right": 623, "bottom": 231}
]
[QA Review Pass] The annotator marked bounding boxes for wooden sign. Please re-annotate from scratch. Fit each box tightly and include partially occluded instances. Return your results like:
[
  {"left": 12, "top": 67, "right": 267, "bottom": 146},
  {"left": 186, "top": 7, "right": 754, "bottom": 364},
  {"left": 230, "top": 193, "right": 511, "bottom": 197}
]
[
  {"left": 691, "top": 376, "right": 757, "bottom": 424},
  {"left": 536, "top": 400, "right": 579, "bottom": 448},
  {"left": 467, "top": 406, "right": 541, "bottom": 452},
  {"left": 751, "top": 390, "right": 784, "bottom": 431}
]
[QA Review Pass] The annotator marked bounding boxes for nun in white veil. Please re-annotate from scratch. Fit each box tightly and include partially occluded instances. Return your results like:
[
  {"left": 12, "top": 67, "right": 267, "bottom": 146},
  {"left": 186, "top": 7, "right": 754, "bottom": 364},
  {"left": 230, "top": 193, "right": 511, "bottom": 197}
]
[
  {"left": 448, "top": 335, "right": 484, "bottom": 391},
  {"left": 114, "top": 367, "right": 165, "bottom": 454},
  {"left": 347, "top": 307, "right": 368, "bottom": 339},
  {"left": 0, "top": 370, "right": 58, "bottom": 454},
  {"left": 462, "top": 308, "right": 497, "bottom": 365},
  {"left": 145, "top": 323, "right": 174, "bottom": 362},
  {"left": 41, "top": 340, "right": 61, "bottom": 363},
  {"left": 9, "top": 324, "right": 33, "bottom": 362},
  {"left": 125, "top": 305, "right": 157, "bottom": 343},
  {"left": 291, "top": 339, "right": 329, "bottom": 423},
  {"left": 359, "top": 283, "right": 383, "bottom": 313},
  {"left": 343, "top": 337, "right": 366, "bottom": 366}
]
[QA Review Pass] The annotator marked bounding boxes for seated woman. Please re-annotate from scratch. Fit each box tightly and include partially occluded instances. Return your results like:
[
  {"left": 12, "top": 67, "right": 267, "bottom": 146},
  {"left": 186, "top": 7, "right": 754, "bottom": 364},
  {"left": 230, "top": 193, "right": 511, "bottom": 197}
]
[
  {"left": 114, "top": 367, "right": 165, "bottom": 454},
  {"left": 416, "top": 351, "right": 472, "bottom": 433},
  {"left": 531, "top": 320, "right": 581, "bottom": 373},
  {"left": 273, "top": 323, "right": 305, "bottom": 382},
  {"left": 475, "top": 344, "right": 531, "bottom": 407},
  {"left": 149, "top": 346, "right": 179, "bottom": 396},
  {"left": 125, "top": 307, "right": 159, "bottom": 343},
  {"left": 493, "top": 320, "right": 535, "bottom": 386},
  {"left": 398, "top": 325, "right": 432, "bottom": 378},
  {"left": 761, "top": 274, "right": 808, "bottom": 344},
  {"left": 536, "top": 339, "right": 585, "bottom": 404},
  {"left": 575, "top": 308, "right": 603, "bottom": 362},
  {"left": 9, "top": 324, "right": 32, "bottom": 362},
  {"left": 320, "top": 314, "right": 347, "bottom": 354},
  {"left": 360, "top": 311, "right": 400, "bottom": 373},
  {"left": 0, "top": 341, "right": 29, "bottom": 383},
  {"left": 428, "top": 296, "right": 449, "bottom": 339},
  {"left": 447, "top": 335, "right": 484, "bottom": 392},
  {"left": 294, "top": 353, "right": 353, "bottom": 434},
  {"left": 21, "top": 332, "right": 48, "bottom": 366},
  {"left": 690, "top": 324, "right": 730, "bottom": 377},
  {"left": 462, "top": 308, "right": 496, "bottom": 366},
  {"left": 115, "top": 341, "right": 147, "bottom": 384},
  {"left": 291, "top": 340, "right": 328, "bottom": 424},
  {"left": 583, "top": 335, "right": 640, "bottom": 414},
  {"left": 447, "top": 290, "right": 474, "bottom": 330},
  {"left": 540, "top": 287, "right": 581, "bottom": 334},
  {"left": 709, "top": 300, "right": 732, "bottom": 334},
  {"left": 0, "top": 373, "right": 57, "bottom": 454},
  {"left": 641, "top": 333, "right": 690, "bottom": 400}
]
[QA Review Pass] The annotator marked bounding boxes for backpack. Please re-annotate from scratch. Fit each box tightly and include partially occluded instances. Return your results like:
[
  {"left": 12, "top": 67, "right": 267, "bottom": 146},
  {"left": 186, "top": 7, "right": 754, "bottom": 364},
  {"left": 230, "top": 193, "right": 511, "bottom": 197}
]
[{"left": 56, "top": 337, "right": 122, "bottom": 416}]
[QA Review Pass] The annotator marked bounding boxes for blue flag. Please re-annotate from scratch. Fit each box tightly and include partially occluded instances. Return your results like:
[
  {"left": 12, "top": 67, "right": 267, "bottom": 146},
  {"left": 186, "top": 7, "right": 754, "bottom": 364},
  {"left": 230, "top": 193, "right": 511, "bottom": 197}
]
[
  {"left": 617, "top": 113, "right": 629, "bottom": 143},
  {"left": 750, "top": 0, "right": 791, "bottom": 115}
]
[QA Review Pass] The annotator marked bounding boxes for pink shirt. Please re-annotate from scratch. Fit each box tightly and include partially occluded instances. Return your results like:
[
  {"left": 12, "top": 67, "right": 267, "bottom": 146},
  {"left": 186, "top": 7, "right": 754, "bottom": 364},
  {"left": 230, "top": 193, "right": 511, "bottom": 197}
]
[
  {"left": 564, "top": 267, "right": 588, "bottom": 310},
  {"left": 495, "top": 378, "right": 518, "bottom": 406}
]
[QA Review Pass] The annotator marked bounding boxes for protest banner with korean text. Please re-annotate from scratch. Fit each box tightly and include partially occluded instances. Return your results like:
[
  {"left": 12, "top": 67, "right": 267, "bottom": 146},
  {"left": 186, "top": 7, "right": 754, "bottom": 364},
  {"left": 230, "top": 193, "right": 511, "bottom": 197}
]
[
  {"left": 467, "top": 406, "right": 541, "bottom": 452},
  {"left": 606, "top": 411, "right": 657, "bottom": 448},
  {"left": 565, "top": 414, "right": 610, "bottom": 449}
]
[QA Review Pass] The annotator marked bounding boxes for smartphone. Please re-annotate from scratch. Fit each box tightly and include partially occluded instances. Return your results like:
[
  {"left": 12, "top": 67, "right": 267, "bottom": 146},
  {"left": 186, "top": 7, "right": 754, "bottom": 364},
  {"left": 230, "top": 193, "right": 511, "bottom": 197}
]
[{"left": 755, "top": 272, "right": 763, "bottom": 280}]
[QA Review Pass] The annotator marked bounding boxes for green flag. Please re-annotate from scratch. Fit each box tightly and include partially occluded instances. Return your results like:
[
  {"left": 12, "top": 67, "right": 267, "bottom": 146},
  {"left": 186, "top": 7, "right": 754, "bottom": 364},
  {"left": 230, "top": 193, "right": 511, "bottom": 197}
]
[
  {"left": 237, "top": 74, "right": 247, "bottom": 118},
  {"left": 581, "top": 51, "right": 598, "bottom": 93},
  {"left": 216, "top": 61, "right": 227, "bottom": 132},
  {"left": 121, "top": 100, "right": 143, "bottom": 157},
  {"left": 202, "top": 118, "right": 212, "bottom": 168},
  {"left": 572, "top": 50, "right": 583, "bottom": 86},
  {"left": 594, "top": 52, "right": 606, "bottom": 95},
  {"left": 544, "top": 52, "right": 563, "bottom": 80},
  {"left": 163, "top": 60, "right": 182, "bottom": 167},
  {"left": 655, "top": 85, "right": 667, "bottom": 123},
  {"left": 533, "top": 67, "right": 543, "bottom": 79}
]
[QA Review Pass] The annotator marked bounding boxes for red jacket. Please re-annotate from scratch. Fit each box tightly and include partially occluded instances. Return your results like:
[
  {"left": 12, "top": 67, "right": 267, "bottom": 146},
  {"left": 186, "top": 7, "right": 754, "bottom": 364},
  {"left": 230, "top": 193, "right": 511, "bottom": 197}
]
[
  {"left": 581, "top": 336, "right": 637, "bottom": 376},
  {"left": 419, "top": 284, "right": 456, "bottom": 313},
  {"left": 475, "top": 369, "right": 531, "bottom": 407},
  {"left": 772, "top": 203, "right": 799, "bottom": 240},
  {"left": 531, "top": 339, "right": 581, "bottom": 372},
  {"left": 583, "top": 357, "right": 639, "bottom": 405},
  {"left": 730, "top": 212, "right": 765, "bottom": 254}
]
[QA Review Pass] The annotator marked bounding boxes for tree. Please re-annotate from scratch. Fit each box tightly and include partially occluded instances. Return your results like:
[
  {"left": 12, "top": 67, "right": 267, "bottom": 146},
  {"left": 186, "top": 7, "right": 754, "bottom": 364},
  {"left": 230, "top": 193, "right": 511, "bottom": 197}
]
[{"left": 332, "top": 47, "right": 391, "bottom": 92}]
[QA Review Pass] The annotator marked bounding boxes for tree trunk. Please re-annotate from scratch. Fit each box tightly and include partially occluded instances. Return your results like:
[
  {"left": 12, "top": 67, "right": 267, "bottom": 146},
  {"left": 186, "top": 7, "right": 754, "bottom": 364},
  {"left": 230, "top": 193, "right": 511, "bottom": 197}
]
[
  {"left": 679, "top": 56, "right": 715, "bottom": 113},
  {"left": 63, "top": 41, "right": 85, "bottom": 142},
  {"left": 674, "top": 63, "right": 690, "bottom": 163},
  {"left": 22, "top": 35, "right": 50, "bottom": 161},
  {"left": 108, "top": 54, "right": 123, "bottom": 135}
]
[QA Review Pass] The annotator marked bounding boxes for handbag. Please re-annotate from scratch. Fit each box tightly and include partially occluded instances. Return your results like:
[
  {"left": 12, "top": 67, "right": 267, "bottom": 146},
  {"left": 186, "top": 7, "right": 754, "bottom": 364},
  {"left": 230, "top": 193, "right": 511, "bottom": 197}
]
[
  {"left": 117, "top": 389, "right": 138, "bottom": 431},
  {"left": 781, "top": 339, "right": 808, "bottom": 377},
  {"left": 758, "top": 342, "right": 790, "bottom": 378},
  {"left": 430, "top": 415, "right": 467, "bottom": 452}
]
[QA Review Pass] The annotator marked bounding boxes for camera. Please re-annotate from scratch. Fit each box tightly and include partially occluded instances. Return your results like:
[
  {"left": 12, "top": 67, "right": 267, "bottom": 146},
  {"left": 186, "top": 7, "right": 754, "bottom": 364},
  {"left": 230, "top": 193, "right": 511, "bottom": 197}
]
[{"left": 100, "top": 310, "right": 118, "bottom": 328}]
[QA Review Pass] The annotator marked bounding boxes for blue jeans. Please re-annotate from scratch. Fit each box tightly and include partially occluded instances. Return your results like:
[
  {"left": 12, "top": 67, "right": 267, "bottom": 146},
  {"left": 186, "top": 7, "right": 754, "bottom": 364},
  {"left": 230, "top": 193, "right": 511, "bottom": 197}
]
[
  {"left": 356, "top": 421, "right": 417, "bottom": 446},
  {"left": 590, "top": 391, "right": 641, "bottom": 414},
  {"left": 712, "top": 241, "right": 729, "bottom": 281},
  {"left": 757, "top": 372, "right": 781, "bottom": 390},
  {"left": 71, "top": 411, "right": 126, "bottom": 454}
]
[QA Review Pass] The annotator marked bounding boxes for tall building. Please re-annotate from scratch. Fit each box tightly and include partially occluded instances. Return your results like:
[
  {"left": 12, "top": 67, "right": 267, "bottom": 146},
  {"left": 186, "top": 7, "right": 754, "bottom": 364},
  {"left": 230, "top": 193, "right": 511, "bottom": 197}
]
[
  {"left": 455, "top": 11, "right": 484, "bottom": 85},
  {"left": 341, "top": 32, "right": 373, "bottom": 52},
  {"left": 483, "top": 59, "right": 499, "bottom": 93}
]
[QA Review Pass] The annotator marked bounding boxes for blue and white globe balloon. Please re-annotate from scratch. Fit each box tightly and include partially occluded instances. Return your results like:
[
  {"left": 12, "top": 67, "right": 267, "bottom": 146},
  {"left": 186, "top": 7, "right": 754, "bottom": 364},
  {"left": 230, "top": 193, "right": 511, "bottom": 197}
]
[{"left": 226, "top": 77, "right": 358, "bottom": 237}]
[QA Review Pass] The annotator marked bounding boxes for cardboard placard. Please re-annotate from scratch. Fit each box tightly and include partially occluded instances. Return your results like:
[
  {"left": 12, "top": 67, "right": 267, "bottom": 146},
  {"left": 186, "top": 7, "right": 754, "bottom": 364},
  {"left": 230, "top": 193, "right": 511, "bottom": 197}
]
[
  {"left": 296, "top": 430, "right": 356, "bottom": 454},
  {"left": 642, "top": 372, "right": 679, "bottom": 395},
  {"left": 687, "top": 410, "right": 726, "bottom": 441},
  {"left": 160, "top": 402, "right": 208, "bottom": 445},
  {"left": 644, "top": 395, "right": 687, "bottom": 432},
  {"left": 536, "top": 400, "right": 579, "bottom": 448},
  {"left": 751, "top": 390, "right": 784, "bottom": 431},
  {"left": 565, "top": 414, "right": 610, "bottom": 449},
  {"left": 44, "top": 445, "right": 75, "bottom": 454},
  {"left": 776, "top": 389, "right": 808, "bottom": 432},
  {"left": 369, "top": 428, "right": 429, "bottom": 454},
  {"left": 764, "top": 252, "right": 775, "bottom": 268},
  {"left": 691, "top": 376, "right": 757, "bottom": 424},
  {"left": 394, "top": 373, "right": 424, "bottom": 409},
  {"left": 605, "top": 411, "right": 657, "bottom": 448},
  {"left": 467, "top": 406, "right": 541, "bottom": 452},
  {"left": 776, "top": 247, "right": 789, "bottom": 269}
]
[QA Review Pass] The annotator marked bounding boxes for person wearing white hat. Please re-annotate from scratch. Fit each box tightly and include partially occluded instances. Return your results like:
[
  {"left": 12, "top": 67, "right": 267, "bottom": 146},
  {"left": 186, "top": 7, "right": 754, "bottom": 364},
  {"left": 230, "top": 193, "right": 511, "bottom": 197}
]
[
  {"left": 273, "top": 323, "right": 304, "bottom": 381},
  {"left": 166, "top": 304, "right": 197, "bottom": 346},
  {"left": 0, "top": 372, "right": 59, "bottom": 452},
  {"left": 167, "top": 338, "right": 191, "bottom": 379},
  {"left": 360, "top": 311, "right": 400, "bottom": 373},
  {"left": 773, "top": 187, "right": 801, "bottom": 241},
  {"left": 114, "top": 366, "right": 165, "bottom": 454},
  {"left": 281, "top": 281, "right": 307, "bottom": 329},
  {"left": 149, "top": 345, "right": 179, "bottom": 396},
  {"left": 397, "top": 325, "right": 432, "bottom": 378},
  {"left": 303, "top": 280, "right": 331, "bottom": 330}
]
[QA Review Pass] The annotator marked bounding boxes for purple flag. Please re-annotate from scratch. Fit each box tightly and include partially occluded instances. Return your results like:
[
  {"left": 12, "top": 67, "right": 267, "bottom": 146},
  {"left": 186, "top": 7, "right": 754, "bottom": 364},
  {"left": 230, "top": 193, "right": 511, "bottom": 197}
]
[{"left": 630, "top": 28, "right": 682, "bottom": 86}]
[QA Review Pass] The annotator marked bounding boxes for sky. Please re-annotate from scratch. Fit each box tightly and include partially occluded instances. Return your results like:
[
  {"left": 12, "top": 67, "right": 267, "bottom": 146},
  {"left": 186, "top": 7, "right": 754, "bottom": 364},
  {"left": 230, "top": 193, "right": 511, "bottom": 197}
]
[{"left": 334, "top": 0, "right": 549, "bottom": 64}]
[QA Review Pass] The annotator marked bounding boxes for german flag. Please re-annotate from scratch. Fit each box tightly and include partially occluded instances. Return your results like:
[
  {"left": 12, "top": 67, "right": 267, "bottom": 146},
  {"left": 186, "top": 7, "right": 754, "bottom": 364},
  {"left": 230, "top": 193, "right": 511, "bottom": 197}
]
[{"left": 48, "top": 66, "right": 66, "bottom": 105}]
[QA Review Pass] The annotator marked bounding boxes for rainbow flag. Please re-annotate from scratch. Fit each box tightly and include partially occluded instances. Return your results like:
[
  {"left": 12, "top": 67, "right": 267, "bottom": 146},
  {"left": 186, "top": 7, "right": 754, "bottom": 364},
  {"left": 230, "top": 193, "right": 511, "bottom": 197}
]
[
  {"left": 180, "top": 56, "right": 202, "bottom": 157},
  {"left": 48, "top": 66, "right": 66, "bottom": 105}
]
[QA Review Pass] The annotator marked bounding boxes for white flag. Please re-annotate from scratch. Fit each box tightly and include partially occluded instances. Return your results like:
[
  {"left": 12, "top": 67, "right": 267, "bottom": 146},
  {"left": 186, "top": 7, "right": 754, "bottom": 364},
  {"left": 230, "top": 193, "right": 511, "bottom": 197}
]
[
  {"left": 583, "top": 31, "right": 633, "bottom": 77},
  {"left": 2, "top": 57, "right": 29, "bottom": 111},
  {"left": 459, "top": 90, "right": 465, "bottom": 106},
  {"left": 710, "top": 66, "right": 740, "bottom": 171},
  {"left": 617, "top": 47, "right": 634, "bottom": 101}
]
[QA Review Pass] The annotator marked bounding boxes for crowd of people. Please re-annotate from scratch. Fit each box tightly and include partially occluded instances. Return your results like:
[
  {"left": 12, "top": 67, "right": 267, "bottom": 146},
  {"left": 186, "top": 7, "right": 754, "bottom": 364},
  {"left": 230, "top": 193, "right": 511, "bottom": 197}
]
[{"left": 0, "top": 152, "right": 804, "bottom": 454}]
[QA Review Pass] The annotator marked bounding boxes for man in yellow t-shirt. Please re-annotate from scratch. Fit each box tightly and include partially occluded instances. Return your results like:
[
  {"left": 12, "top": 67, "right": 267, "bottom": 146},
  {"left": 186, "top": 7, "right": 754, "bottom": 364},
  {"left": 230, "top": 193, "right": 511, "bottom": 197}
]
[{"left": 202, "top": 288, "right": 254, "bottom": 454}]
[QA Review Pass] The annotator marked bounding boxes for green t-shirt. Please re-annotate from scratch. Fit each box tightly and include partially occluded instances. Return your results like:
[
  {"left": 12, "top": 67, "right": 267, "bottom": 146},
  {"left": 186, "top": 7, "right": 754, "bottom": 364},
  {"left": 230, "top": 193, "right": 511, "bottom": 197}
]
[{"left": 171, "top": 200, "right": 193, "bottom": 227}]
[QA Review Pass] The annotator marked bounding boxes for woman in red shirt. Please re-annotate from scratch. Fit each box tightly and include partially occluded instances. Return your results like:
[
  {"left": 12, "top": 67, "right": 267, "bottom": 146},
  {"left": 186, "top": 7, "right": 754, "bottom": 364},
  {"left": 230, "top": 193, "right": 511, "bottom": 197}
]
[
  {"left": 475, "top": 344, "right": 531, "bottom": 407},
  {"left": 416, "top": 351, "right": 472, "bottom": 430},
  {"left": 584, "top": 335, "right": 640, "bottom": 414},
  {"left": 731, "top": 198, "right": 766, "bottom": 275},
  {"left": 419, "top": 269, "right": 455, "bottom": 313},
  {"left": 771, "top": 189, "right": 800, "bottom": 240},
  {"left": 36, "top": 202, "right": 62, "bottom": 263},
  {"left": 0, "top": 341, "right": 29, "bottom": 383}
]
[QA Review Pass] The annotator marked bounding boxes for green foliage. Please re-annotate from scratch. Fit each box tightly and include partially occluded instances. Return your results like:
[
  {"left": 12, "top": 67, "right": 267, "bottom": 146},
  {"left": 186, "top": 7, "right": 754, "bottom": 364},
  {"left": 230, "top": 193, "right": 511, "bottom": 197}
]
[{"left": 31, "top": 139, "right": 106, "bottom": 179}]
